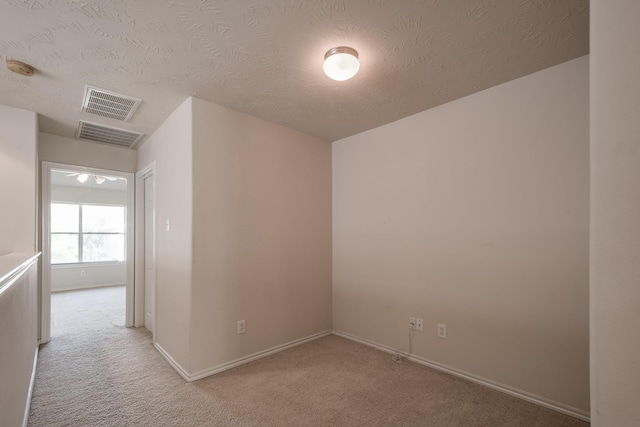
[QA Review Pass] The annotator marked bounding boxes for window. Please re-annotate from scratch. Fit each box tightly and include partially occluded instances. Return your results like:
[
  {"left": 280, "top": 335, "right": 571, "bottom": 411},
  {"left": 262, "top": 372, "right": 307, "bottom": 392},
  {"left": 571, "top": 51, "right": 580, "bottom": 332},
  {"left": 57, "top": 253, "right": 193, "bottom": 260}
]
[{"left": 51, "top": 203, "right": 125, "bottom": 264}]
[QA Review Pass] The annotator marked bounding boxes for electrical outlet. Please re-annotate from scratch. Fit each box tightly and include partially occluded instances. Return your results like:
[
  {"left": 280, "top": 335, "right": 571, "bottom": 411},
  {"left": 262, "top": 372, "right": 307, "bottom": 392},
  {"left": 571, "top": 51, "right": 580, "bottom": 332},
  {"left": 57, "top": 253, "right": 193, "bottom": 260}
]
[
  {"left": 409, "top": 317, "right": 416, "bottom": 330},
  {"left": 237, "top": 320, "right": 246, "bottom": 335},
  {"left": 437, "top": 323, "right": 447, "bottom": 339},
  {"left": 416, "top": 318, "right": 424, "bottom": 331}
]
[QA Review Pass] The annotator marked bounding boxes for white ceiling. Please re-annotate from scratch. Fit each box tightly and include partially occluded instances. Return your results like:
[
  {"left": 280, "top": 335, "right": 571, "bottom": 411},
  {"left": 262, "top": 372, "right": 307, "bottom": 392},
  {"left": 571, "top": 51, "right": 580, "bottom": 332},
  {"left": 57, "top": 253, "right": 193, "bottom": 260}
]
[{"left": 0, "top": 0, "right": 589, "bottom": 144}]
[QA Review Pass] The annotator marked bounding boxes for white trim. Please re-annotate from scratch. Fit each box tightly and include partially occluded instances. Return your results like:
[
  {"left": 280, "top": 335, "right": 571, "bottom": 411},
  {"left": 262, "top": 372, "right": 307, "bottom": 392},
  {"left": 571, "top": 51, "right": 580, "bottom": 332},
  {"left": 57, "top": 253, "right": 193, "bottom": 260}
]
[
  {"left": 332, "top": 330, "right": 590, "bottom": 423},
  {"left": 41, "top": 165, "right": 51, "bottom": 343},
  {"left": 51, "top": 282, "right": 125, "bottom": 293},
  {"left": 188, "top": 330, "right": 332, "bottom": 382},
  {"left": 0, "top": 253, "right": 40, "bottom": 296},
  {"left": 52, "top": 261, "right": 125, "bottom": 269},
  {"left": 153, "top": 342, "right": 191, "bottom": 381},
  {"left": 124, "top": 171, "right": 135, "bottom": 327},
  {"left": 136, "top": 162, "right": 155, "bottom": 181},
  {"left": 22, "top": 346, "right": 39, "bottom": 427},
  {"left": 155, "top": 330, "right": 332, "bottom": 383},
  {"left": 134, "top": 162, "right": 156, "bottom": 336},
  {"left": 41, "top": 161, "right": 136, "bottom": 342}
]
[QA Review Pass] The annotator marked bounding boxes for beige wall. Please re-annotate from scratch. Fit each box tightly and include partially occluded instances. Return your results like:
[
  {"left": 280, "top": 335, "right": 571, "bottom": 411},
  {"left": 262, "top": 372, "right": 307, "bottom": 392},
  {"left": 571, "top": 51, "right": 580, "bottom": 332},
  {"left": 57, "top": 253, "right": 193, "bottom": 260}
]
[
  {"left": 189, "top": 98, "right": 332, "bottom": 374},
  {"left": 136, "top": 98, "right": 193, "bottom": 371},
  {"left": 136, "top": 97, "right": 332, "bottom": 377},
  {"left": 51, "top": 264, "right": 125, "bottom": 292},
  {"left": 333, "top": 56, "right": 589, "bottom": 414},
  {"left": 0, "top": 104, "right": 38, "bottom": 425},
  {"left": 39, "top": 132, "right": 137, "bottom": 173},
  {"left": 0, "top": 104, "right": 38, "bottom": 255},
  {"left": 0, "top": 255, "right": 38, "bottom": 427},
  {"left": 590, "top": 1, "right": 640, "bottom": 425}
]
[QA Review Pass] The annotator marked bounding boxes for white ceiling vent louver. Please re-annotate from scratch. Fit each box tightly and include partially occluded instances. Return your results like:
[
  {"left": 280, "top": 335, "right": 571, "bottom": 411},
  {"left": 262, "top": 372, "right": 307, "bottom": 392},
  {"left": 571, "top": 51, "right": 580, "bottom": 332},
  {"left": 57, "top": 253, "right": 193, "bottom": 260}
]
[
  {"left": 82, "top": 86, "right": 142, "bottom": 122},
  {"left": 76, "top": 120, "right": 144, "bottom": 148}
]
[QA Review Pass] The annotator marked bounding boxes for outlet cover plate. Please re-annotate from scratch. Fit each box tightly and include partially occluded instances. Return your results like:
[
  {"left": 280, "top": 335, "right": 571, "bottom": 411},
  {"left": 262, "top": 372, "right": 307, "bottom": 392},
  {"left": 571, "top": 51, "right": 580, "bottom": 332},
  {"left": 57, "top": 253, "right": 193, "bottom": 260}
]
[{"left": 437, "top": 323, "right": 447, "bottom": 339}]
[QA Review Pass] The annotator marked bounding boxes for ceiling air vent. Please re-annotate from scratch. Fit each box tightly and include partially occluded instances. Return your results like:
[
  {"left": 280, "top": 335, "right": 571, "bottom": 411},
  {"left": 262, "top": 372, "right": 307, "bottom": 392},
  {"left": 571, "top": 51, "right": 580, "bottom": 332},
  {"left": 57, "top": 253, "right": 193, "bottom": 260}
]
[
  {"left": 82, "top": 86, "right": 142, "bottom": 122},
  {"left": 76, "top": 120, "right": 144, "bottom": 148}
]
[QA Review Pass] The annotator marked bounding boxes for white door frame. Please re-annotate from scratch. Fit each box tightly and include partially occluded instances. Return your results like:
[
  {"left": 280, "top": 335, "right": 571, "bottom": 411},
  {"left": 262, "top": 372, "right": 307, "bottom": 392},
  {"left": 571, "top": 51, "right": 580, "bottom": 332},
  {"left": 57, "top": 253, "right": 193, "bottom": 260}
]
[
  {"left": 41, "top": 162, "right": 135, "bottom": 343},
  {"left": 135, "top": 162, "right": 156, "bottom": 341}
]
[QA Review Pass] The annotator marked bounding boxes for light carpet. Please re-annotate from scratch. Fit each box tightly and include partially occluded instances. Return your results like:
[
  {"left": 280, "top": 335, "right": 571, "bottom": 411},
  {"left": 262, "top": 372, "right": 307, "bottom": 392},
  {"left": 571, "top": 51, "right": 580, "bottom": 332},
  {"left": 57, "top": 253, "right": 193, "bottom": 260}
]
[{"left": 28, "top": 286, "right": 588, "bottom": 426}]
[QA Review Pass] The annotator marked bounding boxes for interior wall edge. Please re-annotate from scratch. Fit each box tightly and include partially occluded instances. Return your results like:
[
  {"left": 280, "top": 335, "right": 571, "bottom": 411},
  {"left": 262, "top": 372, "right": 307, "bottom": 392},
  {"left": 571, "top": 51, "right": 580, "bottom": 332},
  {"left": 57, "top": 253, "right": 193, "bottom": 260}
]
[
  {"left": 187, "top": 330, "right": 331, "bottom": 382},
  {"left": 153, "top": 341, "right": 191, "bottom": 382},
  {"left": 154, "top": 329, "right": 332, "bottom": 383}
]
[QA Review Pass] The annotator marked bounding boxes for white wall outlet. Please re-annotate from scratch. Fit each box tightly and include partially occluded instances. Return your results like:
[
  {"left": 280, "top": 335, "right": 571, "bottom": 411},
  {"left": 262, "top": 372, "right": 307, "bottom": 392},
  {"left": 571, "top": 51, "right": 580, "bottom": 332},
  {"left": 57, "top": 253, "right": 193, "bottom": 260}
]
[
  {"left": 437, "top": 323, "right": 447, "bottom": 339},
  {"left": 409, "top": 317, "right": 416, "bottom": 330},
  {"left": 165, "top": 219, "right": 171, "bottom": 232},
  {"left": 416, "top": 318, "right": 424, "bottom": 331},
  {"left": 237, "top": 320, "right": 246, "bottom": 335}
]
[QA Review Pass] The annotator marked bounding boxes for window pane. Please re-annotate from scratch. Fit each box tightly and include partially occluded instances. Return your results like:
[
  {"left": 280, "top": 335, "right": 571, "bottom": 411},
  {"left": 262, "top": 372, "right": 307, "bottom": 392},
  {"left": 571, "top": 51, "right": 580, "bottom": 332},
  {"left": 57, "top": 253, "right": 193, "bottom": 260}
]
[
  {"left": 82, "top": 205, "right": 125, "bottom": 233},
  {"left": 51, "top": 203, "right": 79, "bottom": 232},
  {"left": 83, "top": 234, "right": 124, "bottom": 262},
  {"left": 51, "top": 234, "right": 79, "bottom": 263}
]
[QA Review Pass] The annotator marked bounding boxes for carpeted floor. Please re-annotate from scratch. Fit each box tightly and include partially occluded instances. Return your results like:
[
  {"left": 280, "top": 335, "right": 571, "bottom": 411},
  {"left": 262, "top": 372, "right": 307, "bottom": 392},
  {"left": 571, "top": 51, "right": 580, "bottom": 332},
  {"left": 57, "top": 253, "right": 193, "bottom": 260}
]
[{"left": 28, "top": 286, "right": 589, "bottom": 426}]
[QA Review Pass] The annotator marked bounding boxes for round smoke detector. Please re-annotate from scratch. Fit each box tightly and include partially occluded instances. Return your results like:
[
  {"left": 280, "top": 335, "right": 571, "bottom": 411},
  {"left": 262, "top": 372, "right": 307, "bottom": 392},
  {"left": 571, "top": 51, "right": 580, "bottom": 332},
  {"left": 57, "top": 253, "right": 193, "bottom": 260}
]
[{"left": 6, "top": 59, "right": 35, "bottom": 76}]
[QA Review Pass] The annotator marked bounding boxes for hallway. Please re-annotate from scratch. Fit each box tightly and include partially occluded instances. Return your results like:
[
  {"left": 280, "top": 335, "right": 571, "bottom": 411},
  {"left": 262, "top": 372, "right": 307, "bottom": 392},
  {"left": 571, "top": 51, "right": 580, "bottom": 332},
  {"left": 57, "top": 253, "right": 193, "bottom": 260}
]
[{"left": 27, "top": 287, "right": 587, "bottom": 427}]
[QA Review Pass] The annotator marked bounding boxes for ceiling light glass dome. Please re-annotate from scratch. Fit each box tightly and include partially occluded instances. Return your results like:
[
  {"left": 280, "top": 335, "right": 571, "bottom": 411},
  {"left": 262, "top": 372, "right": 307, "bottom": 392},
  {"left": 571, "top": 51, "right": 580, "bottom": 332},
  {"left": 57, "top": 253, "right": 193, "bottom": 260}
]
[{"left": 323, "top": 47, "right": 360, "bottom": 81}]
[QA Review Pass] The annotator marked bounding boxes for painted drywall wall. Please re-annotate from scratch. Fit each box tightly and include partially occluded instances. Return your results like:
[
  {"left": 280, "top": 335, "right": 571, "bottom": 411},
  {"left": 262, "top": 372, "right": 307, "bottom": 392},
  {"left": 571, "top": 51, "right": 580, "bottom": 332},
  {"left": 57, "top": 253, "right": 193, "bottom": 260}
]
[
  {"left": 333, "top": 56, "right": 589, "bottom": 414},
  {"left": 0, "top": 104, "right": 38, "bottom": 255},
  {"left": 0, "top": 106, "right": 38, "bottom": 424},
  {"left": 189, "top": 97, "right": 332, "bottom": 374},
  {"left": 590, "top": 1, "right": 640, "bottom": 425},
  {"left": 51, "top": 264, "right": 125, "bottom": 292},
  {"left": 136, "top": 98, "right": 193, "bottom": 371},
  {"left": 0, "top": 255, "right": 39, "bottom": 427},
  {"left": 39, "top": 132, "right": 137, "bottom": 173}
]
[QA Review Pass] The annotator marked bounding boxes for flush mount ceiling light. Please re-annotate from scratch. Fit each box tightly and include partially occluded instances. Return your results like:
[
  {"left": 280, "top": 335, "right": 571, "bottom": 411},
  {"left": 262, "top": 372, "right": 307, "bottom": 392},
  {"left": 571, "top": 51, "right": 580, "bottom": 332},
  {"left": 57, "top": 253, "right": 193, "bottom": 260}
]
[{"left": 323, "top": 46, "right": 360, "bottom": 81}]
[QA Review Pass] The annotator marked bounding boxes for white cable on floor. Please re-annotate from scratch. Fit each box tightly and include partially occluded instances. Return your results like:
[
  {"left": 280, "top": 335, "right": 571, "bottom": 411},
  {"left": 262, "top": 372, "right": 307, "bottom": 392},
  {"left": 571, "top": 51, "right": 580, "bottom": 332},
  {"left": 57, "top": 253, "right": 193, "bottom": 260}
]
[{"left": 392, "top": 325, "right": 414, "bottom": 363}]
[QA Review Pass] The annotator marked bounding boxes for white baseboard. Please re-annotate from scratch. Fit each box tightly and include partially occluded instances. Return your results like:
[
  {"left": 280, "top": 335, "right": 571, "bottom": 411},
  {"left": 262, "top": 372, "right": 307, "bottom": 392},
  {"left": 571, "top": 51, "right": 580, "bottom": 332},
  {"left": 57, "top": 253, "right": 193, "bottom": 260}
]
[
  {"left": 188, "top": 330, "right": 332, "bottom": 382},
  {"left": 23, "top": 346, "right": 39, "bottom": 427},
  {"left": 51, "top": 282, "right": 125, "bottom": 293},
  {"left": 154, "top": 330, "right": 332, "bottom": 383},
  {"left": 154, "top": 342, "right": 191, "bottom": 381},
  {"left": 332, "top": 330, "right": 590, "bottom": 423}
]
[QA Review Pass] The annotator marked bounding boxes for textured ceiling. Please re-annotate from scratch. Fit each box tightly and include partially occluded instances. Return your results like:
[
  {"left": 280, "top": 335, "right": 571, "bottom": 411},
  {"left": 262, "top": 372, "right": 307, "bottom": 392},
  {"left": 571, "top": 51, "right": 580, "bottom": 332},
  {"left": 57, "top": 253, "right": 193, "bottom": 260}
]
[{"left": 0, "top": 0, "right": 589, "bottom": 144}]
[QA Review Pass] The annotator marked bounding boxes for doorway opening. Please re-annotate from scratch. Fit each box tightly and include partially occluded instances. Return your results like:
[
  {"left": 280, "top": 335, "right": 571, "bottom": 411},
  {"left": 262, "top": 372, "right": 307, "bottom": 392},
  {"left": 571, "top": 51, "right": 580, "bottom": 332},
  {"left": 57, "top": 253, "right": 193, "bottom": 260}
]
[
  {"left": 41, "top": 162, "right": 135, "bottom": 343},
  {"left": 135, "top": 162, "right": 156, "bottom": 340}
]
